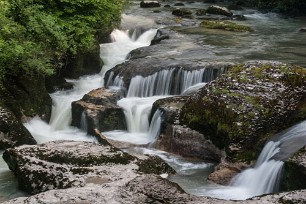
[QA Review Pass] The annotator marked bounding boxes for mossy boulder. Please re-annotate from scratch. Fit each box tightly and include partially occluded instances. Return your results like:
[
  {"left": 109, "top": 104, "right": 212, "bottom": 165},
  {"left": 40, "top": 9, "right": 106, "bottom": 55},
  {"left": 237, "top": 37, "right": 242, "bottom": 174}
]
[
  {"left": 152, "top": 96, "right": 222, "bottom": 162},
  {"left": 181, "top": 62, "right": 306, "bottom": 162},
  {"left": 200, "top": 20, "right": 252, "bottom": 32}
]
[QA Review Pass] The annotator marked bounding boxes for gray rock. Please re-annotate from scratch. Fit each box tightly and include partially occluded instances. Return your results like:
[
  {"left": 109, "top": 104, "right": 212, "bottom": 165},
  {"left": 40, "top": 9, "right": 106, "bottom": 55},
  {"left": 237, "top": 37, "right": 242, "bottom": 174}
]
[
  {"left": 0, "top": 106, "right": 36, "bottom": 149},
  {"left": 281, "top": 146, "right": 306, "bottom": 191},
  {"left": 71, "top": 88, "right": 126, "bottom": 136},
  {"left": 152, "top": 96, "right": 222, "bottom": 162},
  {"left": 2, "top": 140, "right": 174, "bottom": 194},
  {"left": 4, "top": 174, "right": 306, "bottom": 203}
]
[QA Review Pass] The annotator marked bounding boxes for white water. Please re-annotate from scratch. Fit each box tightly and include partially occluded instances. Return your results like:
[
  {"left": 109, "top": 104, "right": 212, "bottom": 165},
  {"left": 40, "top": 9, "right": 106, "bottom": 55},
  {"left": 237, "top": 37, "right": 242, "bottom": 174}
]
[
  {"left": 203, "top": 120, "right": 306, "bottom": 200},
  {"left": 2, "top": 11, "right": 305, "bottom": 202}
]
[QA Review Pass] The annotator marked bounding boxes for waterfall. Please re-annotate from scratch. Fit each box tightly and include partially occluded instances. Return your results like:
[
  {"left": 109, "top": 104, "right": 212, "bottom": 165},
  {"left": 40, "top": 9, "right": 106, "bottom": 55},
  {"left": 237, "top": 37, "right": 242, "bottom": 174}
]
[
  {"left": 80, "top": 111, "right": 88, "bottom": 133},
  {"left": 24, "top": 23, "right": 158, "bottom": 144},
  {"left": 124, "top": 68, "right": 213, "bottom": 97},
  {"left": 205, "top": 120, "right": 306, "bottom": 200}
]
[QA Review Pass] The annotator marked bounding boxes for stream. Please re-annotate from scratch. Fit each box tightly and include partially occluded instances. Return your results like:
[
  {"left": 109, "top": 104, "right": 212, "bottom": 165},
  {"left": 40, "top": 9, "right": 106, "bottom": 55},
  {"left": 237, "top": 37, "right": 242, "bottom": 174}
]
[{"left": 1, "top": 0, "right": 306, "bottom": 202}]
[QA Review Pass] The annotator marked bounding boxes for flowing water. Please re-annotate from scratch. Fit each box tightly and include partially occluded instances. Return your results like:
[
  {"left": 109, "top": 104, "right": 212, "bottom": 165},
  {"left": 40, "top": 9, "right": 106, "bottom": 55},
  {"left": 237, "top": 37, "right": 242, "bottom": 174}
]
[{"left": 1, "top": 3, "right": 306, "bottom": 201}]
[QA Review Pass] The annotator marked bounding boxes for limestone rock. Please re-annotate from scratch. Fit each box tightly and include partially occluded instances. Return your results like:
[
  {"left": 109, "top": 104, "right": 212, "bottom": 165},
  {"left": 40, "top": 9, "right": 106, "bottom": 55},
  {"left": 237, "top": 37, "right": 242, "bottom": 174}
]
[
  {"left": 2, "top": 140, "right": 174, "bottom": 194},
  {"left": 71, "top": 88, "right": 126, "bottom": 136},
  {"left": 181, "top": 62, "right": 306, "bottom": 162}
]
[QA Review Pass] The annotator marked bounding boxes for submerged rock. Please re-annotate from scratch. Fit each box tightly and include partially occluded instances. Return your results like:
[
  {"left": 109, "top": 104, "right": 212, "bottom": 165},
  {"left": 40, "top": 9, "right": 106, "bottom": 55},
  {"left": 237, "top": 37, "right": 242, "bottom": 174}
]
[
  {"left": 181, "top": 62, "right": 306, "bottom": 162},
  {"left": 2, "top": 140, "right": 174, "bottom": 194},
  {"left": 71, "top": 88, "right": 126, "bottom": 136}
]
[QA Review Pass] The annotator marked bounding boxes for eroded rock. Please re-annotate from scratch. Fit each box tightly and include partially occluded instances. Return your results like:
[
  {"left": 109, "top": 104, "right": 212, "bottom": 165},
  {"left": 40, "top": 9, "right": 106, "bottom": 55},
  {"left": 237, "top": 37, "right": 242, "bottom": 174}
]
[
  {"left": 152, "top": 96, "right": 222, "bottom": 162},
  {"left": 2, "top": 140, "right": 174, "bottom": 194},
  {"left": 281, "top": 146, "right": 306, "bottom": 191},
  {"left": 71, "top": 88, "right": 126, "bottom": 136},
  {"left": 0, "top": 106, "right": 36, "bottom": 149}
]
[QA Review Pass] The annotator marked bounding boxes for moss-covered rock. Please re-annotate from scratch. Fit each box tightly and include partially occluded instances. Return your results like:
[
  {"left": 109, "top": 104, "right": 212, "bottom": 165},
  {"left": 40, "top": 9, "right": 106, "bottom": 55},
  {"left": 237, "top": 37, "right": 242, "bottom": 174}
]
[
  {"left": 152, "top": 96, "right": 222, "bottom": 162},
  {"left": 181, "top": 62, "right": 306, "bottom": 162},
  {"left": 200, "top": 20, "right": 252, "bottom": 32}
]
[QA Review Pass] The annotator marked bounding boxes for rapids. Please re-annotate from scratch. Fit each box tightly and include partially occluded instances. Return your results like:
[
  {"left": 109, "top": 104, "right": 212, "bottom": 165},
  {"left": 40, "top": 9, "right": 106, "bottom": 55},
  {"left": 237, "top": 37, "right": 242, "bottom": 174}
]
[{"left": 1, "top": 2, "right": 306, "bottom": 201}]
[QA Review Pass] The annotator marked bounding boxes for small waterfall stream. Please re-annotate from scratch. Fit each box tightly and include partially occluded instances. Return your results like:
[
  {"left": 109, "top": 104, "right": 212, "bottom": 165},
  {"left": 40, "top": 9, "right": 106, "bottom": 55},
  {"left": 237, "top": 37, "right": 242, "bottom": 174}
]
[{"left": 1, "top": 10, "right": 306, "bottom": 202}]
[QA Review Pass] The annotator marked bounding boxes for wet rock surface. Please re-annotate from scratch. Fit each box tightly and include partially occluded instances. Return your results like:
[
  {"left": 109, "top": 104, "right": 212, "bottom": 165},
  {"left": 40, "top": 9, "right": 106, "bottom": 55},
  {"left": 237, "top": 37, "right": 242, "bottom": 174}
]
[
  {"left": 208, "top": 161, "right": 251, "bottom": 185},
  {"left": 151, "top": 96, "right": 222, "bottom": 162},
  {"left": 0, "top": 106, "right": 36, "bottom": 149},
  {"left": 71, "top": 88, "right": 126, "bottom": 136},
  {"left": 2, "top": 140, "right": 175, "bottom": 194},
  {"left": 181, "top": 62, "right": 306, "bottom": 162},
  {"left": 281, "top": 146, "right": 306, "bottom": 191},
  {"left": 4, "top": 174, "right": 306, "bottom": 203}
]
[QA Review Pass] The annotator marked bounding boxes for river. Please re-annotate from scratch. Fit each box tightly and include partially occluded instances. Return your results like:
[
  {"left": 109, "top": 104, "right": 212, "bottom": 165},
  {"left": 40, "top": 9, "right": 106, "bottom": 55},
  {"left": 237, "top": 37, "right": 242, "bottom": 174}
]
[{"left": 1, "top": 0, "right": 306, "bottom": 202}]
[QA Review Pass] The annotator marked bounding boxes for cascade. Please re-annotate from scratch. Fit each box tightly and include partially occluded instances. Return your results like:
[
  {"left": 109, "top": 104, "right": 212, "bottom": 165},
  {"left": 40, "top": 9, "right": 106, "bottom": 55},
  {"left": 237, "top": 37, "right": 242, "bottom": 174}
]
[
  {"left": 205, "top": 120, "right": 306, "bottom": 200},
  {"left": 123, "top": 67, "right": 215, "bottom": 97}
]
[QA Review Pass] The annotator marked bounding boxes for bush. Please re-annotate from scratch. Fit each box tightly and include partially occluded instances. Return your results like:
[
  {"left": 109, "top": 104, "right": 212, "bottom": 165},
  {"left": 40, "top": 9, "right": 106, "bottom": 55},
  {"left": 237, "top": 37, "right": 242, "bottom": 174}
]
[{"left": 0, "top": 0, "right": 125, "bottom": 80}]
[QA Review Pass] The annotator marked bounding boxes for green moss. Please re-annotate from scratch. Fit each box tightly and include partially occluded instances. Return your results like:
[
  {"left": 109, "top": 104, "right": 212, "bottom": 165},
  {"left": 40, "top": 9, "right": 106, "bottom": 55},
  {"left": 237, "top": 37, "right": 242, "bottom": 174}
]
[{"left": 200, "top": 20, "right": 253, "bottom": 32}]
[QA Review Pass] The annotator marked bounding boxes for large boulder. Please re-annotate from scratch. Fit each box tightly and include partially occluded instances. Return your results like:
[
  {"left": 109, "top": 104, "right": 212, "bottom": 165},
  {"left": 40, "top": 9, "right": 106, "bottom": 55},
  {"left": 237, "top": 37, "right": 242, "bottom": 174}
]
[
  {"left": 0, "top": 106, "right": 36, "bottom": 149},
  {"left": 152, "top": 96, "right": 222, "bottom": 162},
  {"left": 181, "top": 62, "right": 306, "bottom": 162},
  {"left": 2, "top": 140, "right": 174, "bottom": 194},
  {"left": 71, "top": 88, "right": 126, "bottom": 136}
]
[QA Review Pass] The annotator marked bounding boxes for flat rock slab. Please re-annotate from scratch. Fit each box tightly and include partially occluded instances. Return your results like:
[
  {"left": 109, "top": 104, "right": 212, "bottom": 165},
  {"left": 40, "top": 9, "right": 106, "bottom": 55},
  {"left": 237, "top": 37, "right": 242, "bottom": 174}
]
[{"left": 3, "top": 140, "right": 174, "bottom": 194}]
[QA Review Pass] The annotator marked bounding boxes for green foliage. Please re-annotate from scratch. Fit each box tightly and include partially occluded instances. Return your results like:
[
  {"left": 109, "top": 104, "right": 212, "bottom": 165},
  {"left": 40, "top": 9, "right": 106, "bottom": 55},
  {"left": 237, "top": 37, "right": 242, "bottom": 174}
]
[{"left": 0, "top": 0, "right": 125, "bottom": 80}]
